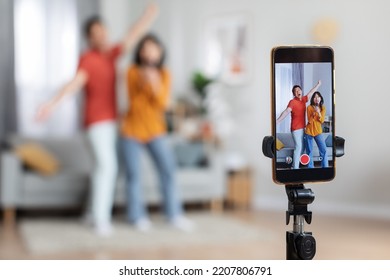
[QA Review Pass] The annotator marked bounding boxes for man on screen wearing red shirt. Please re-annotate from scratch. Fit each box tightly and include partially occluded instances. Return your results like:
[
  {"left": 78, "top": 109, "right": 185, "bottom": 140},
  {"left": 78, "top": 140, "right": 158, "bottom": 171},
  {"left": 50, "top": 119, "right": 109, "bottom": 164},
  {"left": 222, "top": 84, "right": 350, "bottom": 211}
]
[
  {"left": 276, "top": 80, "right": 321, "bottom": 169},
  {"left": 36, "top": 4, "right": 158, "bottom": 236}
]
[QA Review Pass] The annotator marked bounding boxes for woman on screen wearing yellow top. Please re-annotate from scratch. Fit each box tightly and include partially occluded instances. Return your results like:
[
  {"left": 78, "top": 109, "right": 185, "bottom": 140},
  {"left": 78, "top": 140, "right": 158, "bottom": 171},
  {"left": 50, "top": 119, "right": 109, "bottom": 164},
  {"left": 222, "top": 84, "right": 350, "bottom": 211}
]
[{"left": 304, "top": 91, "right": 329, "bottom": 168}]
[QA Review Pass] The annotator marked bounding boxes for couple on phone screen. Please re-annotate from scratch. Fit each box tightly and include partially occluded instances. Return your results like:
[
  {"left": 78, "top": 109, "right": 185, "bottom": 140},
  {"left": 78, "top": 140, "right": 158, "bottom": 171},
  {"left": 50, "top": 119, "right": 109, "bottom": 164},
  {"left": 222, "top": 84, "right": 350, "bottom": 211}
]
[{"left": 277, "top": 80, "right": 329, "bottom": 169}]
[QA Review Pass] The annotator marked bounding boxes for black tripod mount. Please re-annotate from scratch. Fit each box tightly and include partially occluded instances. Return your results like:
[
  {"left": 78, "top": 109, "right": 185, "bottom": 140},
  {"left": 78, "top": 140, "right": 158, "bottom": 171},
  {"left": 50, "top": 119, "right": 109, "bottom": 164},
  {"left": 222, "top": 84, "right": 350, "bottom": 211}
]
[{"left": 285, "top": 184, "right": 315, "bottom": 260}]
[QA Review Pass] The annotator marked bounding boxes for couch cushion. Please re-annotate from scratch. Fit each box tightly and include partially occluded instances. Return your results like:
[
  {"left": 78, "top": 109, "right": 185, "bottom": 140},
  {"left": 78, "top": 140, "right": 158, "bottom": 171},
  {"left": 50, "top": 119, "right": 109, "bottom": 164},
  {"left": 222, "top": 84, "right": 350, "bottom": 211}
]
[
  {"left": 325, "top": 134, "right": 333, "bottom": 147},
  {"left": 20, "top": 173, "right": 90, "bottom": 207},
  {"left": 173, "top": 141, "right": 208, "bottom": 168},
  {"left": 277, "top": 133, "right": 295, "bottom": 148},
  {"left": 7, "top": 134, "right": 93, "bottom": 174}
]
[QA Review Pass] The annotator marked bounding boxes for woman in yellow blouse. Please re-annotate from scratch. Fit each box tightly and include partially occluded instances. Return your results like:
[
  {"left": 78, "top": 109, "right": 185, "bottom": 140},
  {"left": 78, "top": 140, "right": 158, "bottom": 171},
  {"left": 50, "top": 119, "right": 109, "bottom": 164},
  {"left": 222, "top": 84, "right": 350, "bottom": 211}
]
[
  {"left": 120, "top": 34, "right": 192, "bottom": 231},
  {"left": 304, "top": 91, "right": 329, "bottom": 168}
]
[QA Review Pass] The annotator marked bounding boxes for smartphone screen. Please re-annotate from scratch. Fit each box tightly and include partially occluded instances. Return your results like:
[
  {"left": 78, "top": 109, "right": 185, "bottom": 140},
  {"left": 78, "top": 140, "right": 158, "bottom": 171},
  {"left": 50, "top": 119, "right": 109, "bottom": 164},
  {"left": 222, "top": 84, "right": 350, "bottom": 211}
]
[{"left": 272, "top": 46, "right": 335, "bottom": 184}]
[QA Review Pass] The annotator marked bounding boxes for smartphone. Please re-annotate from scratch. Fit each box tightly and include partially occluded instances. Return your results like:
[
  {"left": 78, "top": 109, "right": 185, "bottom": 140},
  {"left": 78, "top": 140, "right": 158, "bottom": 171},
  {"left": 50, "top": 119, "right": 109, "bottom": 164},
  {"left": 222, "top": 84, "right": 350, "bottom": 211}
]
[{"left": 271, "top": 46, "right": 335, "bottom": 185}]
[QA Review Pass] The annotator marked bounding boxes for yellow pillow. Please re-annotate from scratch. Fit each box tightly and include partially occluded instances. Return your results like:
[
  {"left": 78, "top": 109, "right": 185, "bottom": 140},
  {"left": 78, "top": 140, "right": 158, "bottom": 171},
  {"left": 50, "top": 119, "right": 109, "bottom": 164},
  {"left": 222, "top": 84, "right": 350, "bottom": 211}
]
[
  {"left": 14, "top": 142, "right": 60, "bottom": 176},
  {"left": 276, "top": 138, "right": 285, "bottom": 151}
]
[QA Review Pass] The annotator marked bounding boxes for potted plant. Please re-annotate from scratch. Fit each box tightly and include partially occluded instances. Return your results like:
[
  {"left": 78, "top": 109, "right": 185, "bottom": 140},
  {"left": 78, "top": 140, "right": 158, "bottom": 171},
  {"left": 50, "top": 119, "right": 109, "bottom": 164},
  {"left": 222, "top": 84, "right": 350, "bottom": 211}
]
[{"left": 191, "top": 71, "right": 214, "bottom": 114}]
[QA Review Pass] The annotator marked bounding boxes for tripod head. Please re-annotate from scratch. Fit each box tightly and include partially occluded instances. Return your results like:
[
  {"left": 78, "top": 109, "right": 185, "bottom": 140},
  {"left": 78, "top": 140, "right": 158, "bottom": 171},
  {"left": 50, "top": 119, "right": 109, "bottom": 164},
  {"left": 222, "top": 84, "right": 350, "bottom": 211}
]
[
  {"left": 285, "top": 184, "right": 314, "bottom": 225},
  {"left": 285, "top": 184, "right": 316, "bottom": 260}
]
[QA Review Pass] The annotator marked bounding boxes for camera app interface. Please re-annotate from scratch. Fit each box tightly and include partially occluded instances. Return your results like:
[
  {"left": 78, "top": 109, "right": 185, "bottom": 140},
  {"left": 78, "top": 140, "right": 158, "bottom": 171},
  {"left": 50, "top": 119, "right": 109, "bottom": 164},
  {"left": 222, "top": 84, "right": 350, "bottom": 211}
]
[{"left": 275, "top": 62, "right": 333, "bottom": 170}]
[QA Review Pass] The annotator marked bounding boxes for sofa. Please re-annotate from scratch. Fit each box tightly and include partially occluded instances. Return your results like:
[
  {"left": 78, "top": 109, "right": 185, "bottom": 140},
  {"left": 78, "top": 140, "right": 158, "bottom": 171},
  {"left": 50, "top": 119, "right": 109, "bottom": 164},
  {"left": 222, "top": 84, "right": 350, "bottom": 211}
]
[
  {"left": 276, "top": 132, "right": 333, "bottom": 165},
  {"left": 0, "top": 134, "right": 226, "bottom": 224}
]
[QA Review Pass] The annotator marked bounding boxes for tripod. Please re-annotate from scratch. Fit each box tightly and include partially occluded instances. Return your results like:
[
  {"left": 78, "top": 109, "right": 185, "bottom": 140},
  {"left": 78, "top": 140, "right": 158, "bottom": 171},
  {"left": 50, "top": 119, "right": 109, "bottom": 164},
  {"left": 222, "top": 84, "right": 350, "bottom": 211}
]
[{"left": 262, "top": 135, "right": 345, "bottom": 260}]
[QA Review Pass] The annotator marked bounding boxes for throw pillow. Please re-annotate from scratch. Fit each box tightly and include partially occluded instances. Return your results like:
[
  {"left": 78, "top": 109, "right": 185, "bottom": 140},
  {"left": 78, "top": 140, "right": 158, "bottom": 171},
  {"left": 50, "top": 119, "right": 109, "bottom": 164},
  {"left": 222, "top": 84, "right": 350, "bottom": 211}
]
[
  {"left": 14, "top": 142, "right": 60, "bottom": 176},
  {"left": 276, "top": 138, "right": 285, "bottom": 151}
]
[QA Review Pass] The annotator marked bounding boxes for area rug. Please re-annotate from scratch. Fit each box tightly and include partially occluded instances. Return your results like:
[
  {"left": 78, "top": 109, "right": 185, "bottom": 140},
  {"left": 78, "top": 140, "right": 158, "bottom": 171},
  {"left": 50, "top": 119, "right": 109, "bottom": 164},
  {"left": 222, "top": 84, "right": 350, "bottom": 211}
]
[{"left": 19, "top": 213, "right": 275, "bottom": 256}]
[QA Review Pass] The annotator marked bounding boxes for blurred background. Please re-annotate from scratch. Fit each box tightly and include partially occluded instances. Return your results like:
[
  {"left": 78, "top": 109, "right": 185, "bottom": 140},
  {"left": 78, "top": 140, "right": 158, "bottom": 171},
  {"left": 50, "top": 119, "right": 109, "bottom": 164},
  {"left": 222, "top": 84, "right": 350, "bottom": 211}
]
[{"left": 0, "top": 0, "right": 389, "bottom": 260}]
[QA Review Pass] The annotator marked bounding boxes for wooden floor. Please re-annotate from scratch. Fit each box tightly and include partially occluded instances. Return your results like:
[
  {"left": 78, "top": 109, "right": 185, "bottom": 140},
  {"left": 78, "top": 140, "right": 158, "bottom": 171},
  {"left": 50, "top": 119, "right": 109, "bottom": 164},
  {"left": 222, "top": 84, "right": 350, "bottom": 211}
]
[{"left": 1, "top": 209, "right": 390, "bottom": 260}]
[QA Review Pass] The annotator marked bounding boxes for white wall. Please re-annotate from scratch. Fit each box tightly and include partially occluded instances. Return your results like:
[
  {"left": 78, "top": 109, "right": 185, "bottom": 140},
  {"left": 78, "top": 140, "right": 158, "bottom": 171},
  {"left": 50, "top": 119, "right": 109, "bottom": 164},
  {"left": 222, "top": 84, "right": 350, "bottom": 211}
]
[
  {"left": 304, "top": 63, "right": 333, "bottom": 116},
  {"left": 100, "top": 0, "right": 390, "bottom": 219}
]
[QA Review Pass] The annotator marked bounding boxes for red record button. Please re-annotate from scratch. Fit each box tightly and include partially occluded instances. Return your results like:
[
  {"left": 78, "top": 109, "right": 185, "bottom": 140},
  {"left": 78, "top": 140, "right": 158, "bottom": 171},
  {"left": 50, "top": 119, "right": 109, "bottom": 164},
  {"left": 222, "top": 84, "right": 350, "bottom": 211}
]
[{"left": 300, "top": 154, "right": 310, "bottom": 165}]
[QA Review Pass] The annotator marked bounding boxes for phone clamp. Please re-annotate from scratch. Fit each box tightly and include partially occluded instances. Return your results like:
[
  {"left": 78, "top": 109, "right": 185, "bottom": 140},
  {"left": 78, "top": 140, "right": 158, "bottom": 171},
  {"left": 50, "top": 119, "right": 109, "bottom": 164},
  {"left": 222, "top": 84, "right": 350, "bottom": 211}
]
[
  {"left": 262, "top": 135, "right": 345, "bottom": 260},
  {"left": 262, "top": 135, "right": 345, "bottom": 159}
]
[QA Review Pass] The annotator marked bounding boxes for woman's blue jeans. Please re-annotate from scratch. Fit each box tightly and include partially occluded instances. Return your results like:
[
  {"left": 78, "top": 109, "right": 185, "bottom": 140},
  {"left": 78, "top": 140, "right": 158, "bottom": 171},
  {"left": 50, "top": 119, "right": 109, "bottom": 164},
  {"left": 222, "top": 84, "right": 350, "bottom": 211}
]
[
  {"left": 305, "top": 133, "right": 329, "bottom": 168},
  {"left": 121, "top": 136, "right": 183, "bottom": 222}
]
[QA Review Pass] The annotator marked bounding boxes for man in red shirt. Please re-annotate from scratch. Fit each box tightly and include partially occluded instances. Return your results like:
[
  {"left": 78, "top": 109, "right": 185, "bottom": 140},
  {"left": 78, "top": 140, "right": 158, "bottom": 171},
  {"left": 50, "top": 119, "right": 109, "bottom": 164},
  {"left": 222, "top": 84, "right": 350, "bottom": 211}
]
[
  {"left": 36, "top": 4, "right": 158, "bottom": 236},
  {"left": 277, "top": 81, "right": 321, "bottom": 169}
]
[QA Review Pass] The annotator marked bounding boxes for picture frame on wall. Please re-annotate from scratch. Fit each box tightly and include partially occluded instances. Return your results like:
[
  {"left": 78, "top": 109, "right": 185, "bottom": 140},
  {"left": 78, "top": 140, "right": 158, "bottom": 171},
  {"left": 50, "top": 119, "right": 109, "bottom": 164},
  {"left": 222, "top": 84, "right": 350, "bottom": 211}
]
[{"left": 203, "top": 12, "right": 252, "bottom": 86}]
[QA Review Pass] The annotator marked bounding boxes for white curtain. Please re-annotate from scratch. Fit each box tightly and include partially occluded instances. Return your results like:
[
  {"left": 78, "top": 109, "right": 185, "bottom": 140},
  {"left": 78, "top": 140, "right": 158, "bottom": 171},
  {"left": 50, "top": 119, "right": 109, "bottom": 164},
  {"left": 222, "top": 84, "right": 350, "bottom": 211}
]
[
  {"left": 275, "top": 63, "right": 292, "bottom": 133},
  {"left": 14, "top": 0, "right": 79, "bottom": 137}
]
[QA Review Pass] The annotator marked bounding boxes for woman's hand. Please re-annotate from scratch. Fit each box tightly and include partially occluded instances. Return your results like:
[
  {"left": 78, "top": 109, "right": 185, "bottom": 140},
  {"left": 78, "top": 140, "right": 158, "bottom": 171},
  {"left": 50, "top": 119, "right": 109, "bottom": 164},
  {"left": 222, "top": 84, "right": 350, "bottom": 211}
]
[
  {"left": 142, "top": 67, "right": 162, "bottom": 94},
  {"left": 313, "top": 105, "right": 322, "bottom": 119}
]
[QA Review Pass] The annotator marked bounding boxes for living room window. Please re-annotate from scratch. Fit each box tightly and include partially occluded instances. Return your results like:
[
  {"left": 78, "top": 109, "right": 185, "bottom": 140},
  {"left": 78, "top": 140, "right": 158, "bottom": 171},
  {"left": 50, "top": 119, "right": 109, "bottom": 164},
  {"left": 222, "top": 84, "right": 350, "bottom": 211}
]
[
  {"left": 14, "top": 0, "right": 79, "bottom": 137},
  {"left": 275, "top": 64, "right": 293, "bottom": 134}
]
